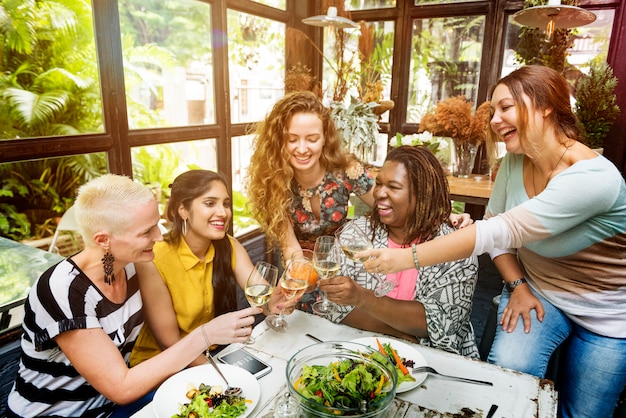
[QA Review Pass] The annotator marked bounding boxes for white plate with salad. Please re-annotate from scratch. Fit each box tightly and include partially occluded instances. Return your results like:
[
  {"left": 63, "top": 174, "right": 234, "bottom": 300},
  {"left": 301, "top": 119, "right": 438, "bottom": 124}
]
[
  {"left": 352, "top": 337, "right": 428, "bottom": 393},
  {"left": 152, "top": 364, "right": 260, "bottom": 418}
]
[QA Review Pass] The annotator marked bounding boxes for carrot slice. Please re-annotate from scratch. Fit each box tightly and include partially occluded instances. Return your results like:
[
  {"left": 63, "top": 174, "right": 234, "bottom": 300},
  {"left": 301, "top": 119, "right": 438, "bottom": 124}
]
[
  {"left": 375, "top": 337, "right": 386, "bottom": 355},
  {"left": 390, "top": 345, "right": 409, "bottom": 375}
]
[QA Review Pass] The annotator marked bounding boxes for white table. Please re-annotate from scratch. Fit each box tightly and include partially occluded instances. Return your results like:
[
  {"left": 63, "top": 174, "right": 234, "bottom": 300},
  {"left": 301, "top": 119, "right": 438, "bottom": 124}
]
[{"left": 132, "top": 310, "right": 557, "bottom": 417}]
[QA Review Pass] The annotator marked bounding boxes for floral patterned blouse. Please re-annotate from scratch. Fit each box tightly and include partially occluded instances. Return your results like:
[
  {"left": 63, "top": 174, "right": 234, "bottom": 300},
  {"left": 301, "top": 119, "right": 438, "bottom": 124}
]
[{"left": 290, "top": 161, "right": 373, "bottom": 247}]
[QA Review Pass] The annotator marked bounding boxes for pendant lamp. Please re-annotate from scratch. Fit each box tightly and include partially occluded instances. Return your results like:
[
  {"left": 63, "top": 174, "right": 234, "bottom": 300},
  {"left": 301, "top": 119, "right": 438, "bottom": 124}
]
[
  {"left": 513, "top": 0, "right": 596, "bottom": 39},
  {"left": 302, "top": 6, "right": 358, "bottom": 29}
]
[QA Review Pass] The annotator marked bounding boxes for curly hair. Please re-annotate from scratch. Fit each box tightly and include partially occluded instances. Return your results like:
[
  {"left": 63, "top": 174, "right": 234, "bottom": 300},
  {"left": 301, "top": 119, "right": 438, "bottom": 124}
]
[
  {"left": 246, "top": 91, "right": 356, "bottom": 248},
  {"left": 486, "top": 65, "right": 580, "bottom": 166},
  {"left": 369, "top": 146, "right": 451, "bottom": 245},
  {"left": 165, "top": 170, "right": 237, "bottom": 316}
]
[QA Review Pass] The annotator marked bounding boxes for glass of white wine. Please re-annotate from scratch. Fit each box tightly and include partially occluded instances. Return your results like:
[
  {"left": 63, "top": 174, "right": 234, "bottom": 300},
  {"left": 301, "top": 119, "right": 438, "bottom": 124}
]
[
  {"left": 335, "top": 220, "right": 398, "bottom": 297},
  {"left": 265, "top": 259, "right": 310, "bottom": 332},
  {"left": 312, "top": 236, "right": 341, "bottom": 314},
  {"left": 244, "top": 261, "right": 279, "bottom": 343}
]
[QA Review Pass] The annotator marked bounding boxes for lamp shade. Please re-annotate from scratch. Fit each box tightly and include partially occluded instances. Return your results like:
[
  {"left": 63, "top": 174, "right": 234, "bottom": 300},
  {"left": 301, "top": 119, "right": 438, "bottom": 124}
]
[
  {"left": 302, "top": 6, "right": 358, "bottom": 29},
  {"left": 513, "top": 1, "right": 596, "bottom": 30}
]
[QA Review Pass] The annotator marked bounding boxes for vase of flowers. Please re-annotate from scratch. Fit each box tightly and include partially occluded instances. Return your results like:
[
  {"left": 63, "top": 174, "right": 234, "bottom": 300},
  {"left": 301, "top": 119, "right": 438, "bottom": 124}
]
[{"left": 418, "top": 95, "right": 491, "bottom": 178}]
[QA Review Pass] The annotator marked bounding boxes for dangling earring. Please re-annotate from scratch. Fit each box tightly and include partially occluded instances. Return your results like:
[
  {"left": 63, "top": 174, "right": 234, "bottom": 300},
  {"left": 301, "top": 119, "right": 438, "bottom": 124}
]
[
  {"left": 102, "top": 249, "right": 115, "bottom": 285},
  {"left": 182, "top": 218, "right": 187, "bottom": 236}
]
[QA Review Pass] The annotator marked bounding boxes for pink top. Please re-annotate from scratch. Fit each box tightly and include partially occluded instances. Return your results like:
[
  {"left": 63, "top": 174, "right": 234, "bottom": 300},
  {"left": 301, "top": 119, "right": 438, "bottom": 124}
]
[{"left": 385, "top": 238, "right": 418, "bottom": 300}]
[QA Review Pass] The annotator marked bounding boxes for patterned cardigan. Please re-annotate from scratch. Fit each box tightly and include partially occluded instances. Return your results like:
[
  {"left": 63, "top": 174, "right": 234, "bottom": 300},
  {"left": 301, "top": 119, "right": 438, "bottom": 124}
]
[{"left": 301, "top": 216, "right": 480, "bottom": 358}]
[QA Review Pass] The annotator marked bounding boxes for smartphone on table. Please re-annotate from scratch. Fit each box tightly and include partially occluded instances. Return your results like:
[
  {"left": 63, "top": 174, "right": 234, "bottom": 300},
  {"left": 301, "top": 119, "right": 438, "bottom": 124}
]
[{"left": 216, "top": 348, "right": 272, "bottom": 379}]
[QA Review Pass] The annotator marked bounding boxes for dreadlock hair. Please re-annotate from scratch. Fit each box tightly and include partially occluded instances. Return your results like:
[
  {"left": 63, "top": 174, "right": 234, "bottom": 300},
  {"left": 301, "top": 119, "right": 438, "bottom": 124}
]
[
  {"left": 370, "top": 146, "right": 451, "bottom": 245},
  {"left": 166, "top": 170, "right": 237, "bottom": 316}
]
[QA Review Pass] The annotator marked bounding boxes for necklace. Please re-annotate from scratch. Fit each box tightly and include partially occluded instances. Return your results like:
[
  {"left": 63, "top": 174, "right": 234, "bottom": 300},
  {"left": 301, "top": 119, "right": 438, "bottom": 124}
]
[{"left": 531, "top": 146, "right": 568, "bottom": 196}]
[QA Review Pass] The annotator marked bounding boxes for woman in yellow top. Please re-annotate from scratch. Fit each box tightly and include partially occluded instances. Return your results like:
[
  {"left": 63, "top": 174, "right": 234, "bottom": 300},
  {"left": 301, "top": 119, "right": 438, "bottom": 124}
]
[{"left": 130, "top": 170, "right": 282, "bottom": 367}]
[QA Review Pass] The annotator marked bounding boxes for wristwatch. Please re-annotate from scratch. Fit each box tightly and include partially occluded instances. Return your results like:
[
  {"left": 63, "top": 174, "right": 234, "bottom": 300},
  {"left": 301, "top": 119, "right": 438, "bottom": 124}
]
[{"left": 504, "top": 278, "right": 527, "bottom": 292}]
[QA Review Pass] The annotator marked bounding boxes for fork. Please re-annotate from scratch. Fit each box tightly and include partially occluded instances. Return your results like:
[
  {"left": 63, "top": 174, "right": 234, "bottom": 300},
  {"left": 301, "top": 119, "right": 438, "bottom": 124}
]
[
  {"left": 412, "top": 366, "right": 493, "bottom": 386},
  {"left": 204, "top": 351, "right": 242, "bottom": 396}
]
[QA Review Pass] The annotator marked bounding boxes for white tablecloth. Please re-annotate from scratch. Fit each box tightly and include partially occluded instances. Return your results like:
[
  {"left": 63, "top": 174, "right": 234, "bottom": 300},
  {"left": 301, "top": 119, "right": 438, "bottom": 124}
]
[{"left": 132, "top": 310, "right": 557, "bottom": 418}]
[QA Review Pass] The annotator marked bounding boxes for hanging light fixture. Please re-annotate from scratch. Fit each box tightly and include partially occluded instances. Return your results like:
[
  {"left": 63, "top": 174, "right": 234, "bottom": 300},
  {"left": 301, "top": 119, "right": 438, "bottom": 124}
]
[
  {"left": 512, "top": 0, "right": 596, "bottom": 40},
  {"left": 302, "top": 6, "right": 358, "bottom": 29}
]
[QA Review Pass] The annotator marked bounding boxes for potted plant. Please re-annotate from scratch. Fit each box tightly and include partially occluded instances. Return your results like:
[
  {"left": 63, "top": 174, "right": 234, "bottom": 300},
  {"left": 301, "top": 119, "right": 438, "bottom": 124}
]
[
  {"left": 574, "top": 60, "right": 620, "bottom": 152},
  {"left": 418, "top": 96, "right": 491, "bottom": 177}
]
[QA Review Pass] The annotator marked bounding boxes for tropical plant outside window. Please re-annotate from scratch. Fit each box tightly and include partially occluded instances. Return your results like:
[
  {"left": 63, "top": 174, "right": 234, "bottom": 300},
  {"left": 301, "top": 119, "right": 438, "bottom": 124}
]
[{"left": 407, "top": 16, "right": 485, "bottom": 124}]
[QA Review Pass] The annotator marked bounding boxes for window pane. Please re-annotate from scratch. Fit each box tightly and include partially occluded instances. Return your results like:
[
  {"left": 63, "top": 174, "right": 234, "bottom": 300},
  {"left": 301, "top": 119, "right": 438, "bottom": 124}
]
[
  {"left": 131, "top": 139, "right": 218, "bottom": 216},
  {"left": 228, "top": 10, "right": 286, "bottom": 123},
  {"left": 346, "top": 0, "right": 395, "bottom": 10},
  {"left": 502, "top": 9, "right": 615, "bottom": 77},
  {"left": 231, "top": 134, "right": 260, "bottom": 236},
  {"left": 251, "top": 0, "right": 286, "bottom": 10},
  {"left": 407, "top": 16, "right": 485, "bottom": 123},
  {"left": 415, "top": 0, "right": 481, "bottom": 4},
  {"left": 119, "top": 0, "right": 215, "bottom": 129},
  {"left": 0, "top": 1, "right": 103, "bottom": 140},
  {"left": 322, "top": 21, "right": 395, "bottom": 107},
  {"left": 0, "top": 154, "right": 107, "bottom": 243}
]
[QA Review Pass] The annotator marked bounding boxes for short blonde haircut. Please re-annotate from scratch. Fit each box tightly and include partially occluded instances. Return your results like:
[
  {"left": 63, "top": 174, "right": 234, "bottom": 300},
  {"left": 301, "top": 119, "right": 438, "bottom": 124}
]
[{"left": 74, "top": 174, "right": 156, "bottom": 246}]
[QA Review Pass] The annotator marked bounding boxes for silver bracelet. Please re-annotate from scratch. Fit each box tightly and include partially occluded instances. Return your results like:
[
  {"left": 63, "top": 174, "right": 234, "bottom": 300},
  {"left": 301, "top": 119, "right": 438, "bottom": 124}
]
[
  {"left": 201, "top": 324, "right": 211, "bottom": 358},
  {"left": 411, "top": 243, "right": 420, "bottom": 270}
]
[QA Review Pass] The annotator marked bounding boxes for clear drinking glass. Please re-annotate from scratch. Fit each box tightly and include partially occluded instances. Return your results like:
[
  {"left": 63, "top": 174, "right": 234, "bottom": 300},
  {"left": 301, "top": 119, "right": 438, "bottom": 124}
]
[
  {"left": 335, "top": 221, "right": 398, "bottom": 297},
  {"left": 244, "top": 261, "right": 279, "bottom": 343},
  {"left": 312, "top": 236, "right": 341, "bottom": 314},
  {"left": 265, "top": 259, "right": 310, "bottom": 332}
]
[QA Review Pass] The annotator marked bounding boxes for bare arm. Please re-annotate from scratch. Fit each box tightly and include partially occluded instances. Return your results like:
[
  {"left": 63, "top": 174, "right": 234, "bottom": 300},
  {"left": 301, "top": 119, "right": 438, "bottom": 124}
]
[
  {"left": 321, "top": 276, "right": 428, "bottom": 338},
  {"left": 360, "top": 224, "right": 478, "bottom": 274},
  {"left": 280, "top": 222, "right": 303, "bottom": 264},
  {"left": 55, "top": 308, "right": 259, "bottom": 405}
]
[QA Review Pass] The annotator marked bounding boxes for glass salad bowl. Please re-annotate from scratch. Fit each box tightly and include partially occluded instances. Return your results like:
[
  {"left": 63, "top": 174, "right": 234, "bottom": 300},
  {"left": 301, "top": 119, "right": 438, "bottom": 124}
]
[{"left": 285, "top": 341, "right": 398, "bottom": 417}]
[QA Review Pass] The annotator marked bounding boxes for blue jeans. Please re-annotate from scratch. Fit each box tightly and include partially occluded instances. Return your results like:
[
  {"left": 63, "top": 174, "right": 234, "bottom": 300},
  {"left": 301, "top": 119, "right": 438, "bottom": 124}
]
[{"left": 487, "top": 288, "right": 626, "bottom": 418}]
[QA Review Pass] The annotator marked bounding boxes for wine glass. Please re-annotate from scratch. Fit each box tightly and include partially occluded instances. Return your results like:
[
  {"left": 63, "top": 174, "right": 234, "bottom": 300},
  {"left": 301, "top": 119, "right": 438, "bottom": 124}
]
[
  {"left": 265, "top": 259, "right": 310, "bottom": 332},
  {"left": 291, "top": 249, "right": 318, "bottom": 293},
  {"left": 334, "top": 221, "right": 398, "bottom": 297},
  {"left": 312, "top": 236, "right": 341, "bottom": 314},
  {"left": 244, "top": 261, "right": 279, "bottom": 343}
]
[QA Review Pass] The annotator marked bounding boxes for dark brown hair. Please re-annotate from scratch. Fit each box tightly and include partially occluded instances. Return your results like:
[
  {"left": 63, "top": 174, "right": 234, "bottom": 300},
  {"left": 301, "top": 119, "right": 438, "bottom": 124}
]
[{"left": 370, "top": 146, "right": 451, "bottom": 245}]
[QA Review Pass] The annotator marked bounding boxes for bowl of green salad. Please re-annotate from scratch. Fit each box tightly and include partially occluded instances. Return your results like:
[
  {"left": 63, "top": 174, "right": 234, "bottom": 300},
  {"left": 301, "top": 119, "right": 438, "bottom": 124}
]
[{"left": 286, "top": 341, "right": 398, "bottom": 417}]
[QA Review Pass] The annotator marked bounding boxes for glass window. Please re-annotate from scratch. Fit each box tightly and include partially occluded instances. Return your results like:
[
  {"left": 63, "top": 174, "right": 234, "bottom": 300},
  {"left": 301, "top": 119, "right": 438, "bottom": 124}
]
[
  {"left": 228, "top": 10, "right": 286, "bottom": 124},
  {"left": 415, "top": 0, "right": 481, "bottom": 4},
  {"left": 0, "top": 1, "right": 103, "bottom": 140},
  {"left": 502, "top": 9, "right": 615, "bottom": 77},
  {"left": 131, "top": 139, "right": 218, "bottom": 216},
  {"left": 322, "top": 20, "right": 395, "bottom": 108},
  {"left": 346, "top": 0, "right": 395, "bottom": 10},
  {"left": 407, "top": 15, "right": 485, "bottom": 123},
  {"left": 252, "top": 0, "right": 286, "bottom": 10},
  {"left": 0, "top": 154, "right": 107, "bottom": 243},
  {"left": 119, "top": 0, "right": 214, "bottom": 129},
  {"left": 231, "top": 134, "right": 259, "bottom": 236}
]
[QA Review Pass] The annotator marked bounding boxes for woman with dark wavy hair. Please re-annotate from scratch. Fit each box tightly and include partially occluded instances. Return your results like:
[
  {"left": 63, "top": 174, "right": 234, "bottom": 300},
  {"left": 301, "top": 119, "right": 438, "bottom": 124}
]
[
  {"left": 130, "top": 170, "right": 282, "bottom": 368},
  {"left": 319, "top": 146, "right": 479, "bottom": 357}
]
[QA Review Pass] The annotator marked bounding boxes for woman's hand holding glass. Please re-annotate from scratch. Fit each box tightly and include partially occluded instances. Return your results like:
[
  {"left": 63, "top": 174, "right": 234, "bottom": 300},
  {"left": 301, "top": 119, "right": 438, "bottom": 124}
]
[
  {"left": 335, "top": 221, "right": 398, "bottom": 297},
  {"left": 244, "top": 261, "right": 279, "bottom": 343},
  {"left": 265, "top": 258, "right": 311, "bottom": 332},
  {"left": 312, "top": 236, "right": 341, "bottom": 314}
]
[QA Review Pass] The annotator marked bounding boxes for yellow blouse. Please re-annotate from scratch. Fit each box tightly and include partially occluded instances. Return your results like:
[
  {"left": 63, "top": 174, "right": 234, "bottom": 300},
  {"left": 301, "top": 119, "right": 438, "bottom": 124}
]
[{"left": 129, "top": 236, "right": 237, "bottom": 366}]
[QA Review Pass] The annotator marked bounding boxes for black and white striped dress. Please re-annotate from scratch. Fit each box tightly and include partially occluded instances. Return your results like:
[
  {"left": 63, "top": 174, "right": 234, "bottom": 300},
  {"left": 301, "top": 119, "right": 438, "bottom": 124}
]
[{"left": 7, "top": 259, "right": 144, "bottom": 417}]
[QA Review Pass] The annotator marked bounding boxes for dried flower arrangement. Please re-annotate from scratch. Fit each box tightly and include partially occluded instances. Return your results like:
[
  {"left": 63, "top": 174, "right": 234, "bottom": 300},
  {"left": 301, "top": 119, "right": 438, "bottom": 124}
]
[{"left": 419, "top": 96, "right": 491, "bottom": 146}]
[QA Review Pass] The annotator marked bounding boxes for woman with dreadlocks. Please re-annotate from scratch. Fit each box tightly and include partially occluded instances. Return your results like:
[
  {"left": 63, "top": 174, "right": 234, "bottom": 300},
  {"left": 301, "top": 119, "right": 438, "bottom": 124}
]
[{"left": 318, "top": 146, "right": 480, "bottom": 357}]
